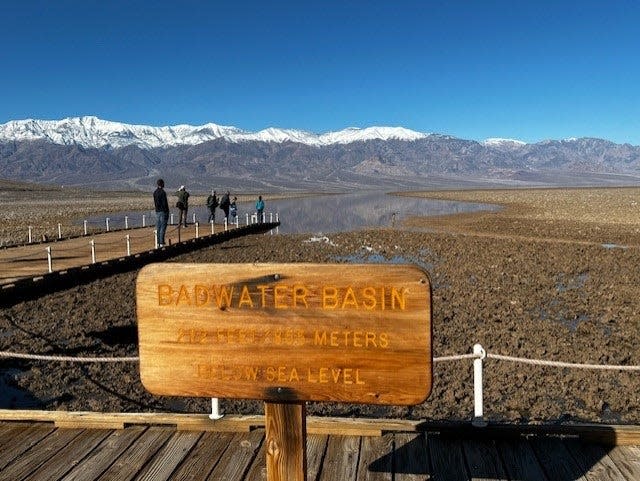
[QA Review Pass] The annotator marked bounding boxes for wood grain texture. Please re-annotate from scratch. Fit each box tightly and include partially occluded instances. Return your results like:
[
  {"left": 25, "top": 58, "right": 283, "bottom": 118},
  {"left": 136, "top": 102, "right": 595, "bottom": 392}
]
[
  {"left": 137, "top": 263, "right": 432, "bottom": 405},
  {"left": 264, "top": 402, "right": 307, "bottom": 481}
]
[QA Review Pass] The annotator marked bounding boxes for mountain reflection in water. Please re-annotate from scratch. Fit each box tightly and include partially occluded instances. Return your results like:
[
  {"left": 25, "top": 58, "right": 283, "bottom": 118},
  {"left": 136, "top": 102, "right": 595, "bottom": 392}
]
[
  {"left": 268, "top": 191, "right": 496, "bottom": 234},
  {"left": 80, "top": 191, "right": 497, "bottom": 235}
]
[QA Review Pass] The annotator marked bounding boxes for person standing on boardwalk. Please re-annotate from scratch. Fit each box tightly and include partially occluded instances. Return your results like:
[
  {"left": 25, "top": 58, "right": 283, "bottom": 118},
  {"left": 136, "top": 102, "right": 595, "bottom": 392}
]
[
  {"left": 175, "top": 185, "right": 190, "bottom": 228},
  {"left": 255, "top": 195, "right": 265, "bottom": 223},
  {"left": 153, "top": 179, "right": 169, "bottom": 247},
  {"left": 220, "top": 191, "right": 231, "bottom": 221},
  {"left": 206, "top": 190, "right": 218, "bottom": 222},
  {"left": 230, "top": 196, "right": 238, "bottom": 222}
]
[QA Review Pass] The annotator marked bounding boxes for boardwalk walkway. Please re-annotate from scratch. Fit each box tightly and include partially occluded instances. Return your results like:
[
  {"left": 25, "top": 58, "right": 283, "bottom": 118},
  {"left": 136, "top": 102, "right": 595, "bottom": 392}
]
[
  {"left": 0, "top": 221, "right": 278, "bottom": 304},
  {"left": 0, "top": 417, "right": 639, "bottom": 480}
]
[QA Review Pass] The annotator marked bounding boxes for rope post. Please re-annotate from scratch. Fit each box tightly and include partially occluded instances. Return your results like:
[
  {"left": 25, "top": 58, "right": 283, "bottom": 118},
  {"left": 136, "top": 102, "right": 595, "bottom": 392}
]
[
  {"left": 192, "top": 213, "right": 197, "bottom": 224},
  {"left": 90, "top": 239, "right": 96, "bottom": 264},
  {"left": 142, "top": 214, "right": 147, "bottom": 228},
  {"left": 209, "top": 398, "right": 224, "bottom": 420},
  {"left": 126, "top": 234, "right": 131, "bottom": 256},
  {"left": 125, "top": 216, "right": 129, "bottom": 229},
  {"left": 57, "top": 223, "right": 62, "bottom": 240},
  {"left": 224, "top": 218, "right": 228, "bottom": 231},
  {"left": 195, "top": 222, "right": 200, "bottom": 238},
  {"left": 270, "top": 212, "right": 273, "bottom": 223},
  {"left": 83, "top": 220, "right": 88, "bottom": 236},
  {"left": 28, "top": 226, "right": 33, "bottom": 244},
  {"left": 46, "top": 246, "right": 52, "bottom": 273},
  {"left": 235, "top": 215, "right": 239, "bottom": 228},
  {"left": 169, "top": 213, "right": 174, "bottom": 226},
  {"left": 210, "top": 220, "right": 215, "bottom": 235},
  {"left": 106, "top": 217, "right": 110, "bottom": 232},
  {"left": 472, "top": 343, "right": 487, "bottom": 427},
  {"left": 154, "top": 230, "right": 158, "bottom": 249},
  {"left": 246, "top": 213, "right": 249, "bottom": 226}
]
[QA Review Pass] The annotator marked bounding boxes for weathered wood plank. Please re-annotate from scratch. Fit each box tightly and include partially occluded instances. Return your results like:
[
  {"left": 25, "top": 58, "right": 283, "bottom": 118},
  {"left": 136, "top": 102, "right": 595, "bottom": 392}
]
[
  {"left": 529, "top": 437, "right": 588, "bottom": 481},
  {"left": 355, "top": 433, "right": 393, "bottom": 481},
  {"left": 60, "top": 428, "right": 145, "bottom": 481},
  {"left": 427, "top": 435, "right": 468, "bottom": 481},
  {"left": 133, "top": 430, "right": 203, "bottom": 481},
  {"left": 494, "top": 438, "right": 549, "bottom": 481},
  {"left": 394, "top": 433, "right": 430, "bottom": 481},
  {"left": 607, "top": 445, "right": 640, "bottom": 481},
  {"left": 0, "top": 428, "right": 84, "bottom": 480},
  {"left": 462, "top": 438, "right": 508, "bottom": 481},
  {"left": 307, "top": 434, "right": 329, "bottom": 481},
  {"left": 205, "top": 430, "right": 264, "bottom": 481},
  {"left": 93, "top": 427, "right": 173, "bottom": 481},
  {"left": 318, "top": 435, "right": 360, "bottom": 481},
  {"left": 564, "top": 439, "right": 627, "bottom": 481},
  {"left": 243, "top": 434, "right": 268, "bottom": 481},
  {"left": 21, "top": 429, "right": 111, "bottom": 481},
  {"left": 0, "top": 425, "right": 55, "bottom": 471},
  {"left": 168, "top": 432, "right": 236, "bottom": 480}
]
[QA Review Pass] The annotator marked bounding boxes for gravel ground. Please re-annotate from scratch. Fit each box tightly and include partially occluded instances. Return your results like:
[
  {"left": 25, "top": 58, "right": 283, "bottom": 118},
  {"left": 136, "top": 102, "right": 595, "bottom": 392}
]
[{"left": 1, "top": 187, "right": 640, "bottom": 425}]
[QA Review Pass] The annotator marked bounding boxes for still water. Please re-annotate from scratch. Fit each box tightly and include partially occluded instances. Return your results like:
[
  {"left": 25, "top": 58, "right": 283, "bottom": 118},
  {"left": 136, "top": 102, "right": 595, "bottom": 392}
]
[{"left": 81, "top": 191, "right": 497, "bottom": 235}]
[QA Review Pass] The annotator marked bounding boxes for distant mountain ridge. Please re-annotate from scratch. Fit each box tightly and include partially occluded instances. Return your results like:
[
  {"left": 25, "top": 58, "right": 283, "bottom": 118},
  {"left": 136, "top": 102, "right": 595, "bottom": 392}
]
[
  {"left": 0, "top": 116, "right": 434, "bottom": 149},
  {"left": 1, "top": 116, "right": 639, "bottom": 191}
]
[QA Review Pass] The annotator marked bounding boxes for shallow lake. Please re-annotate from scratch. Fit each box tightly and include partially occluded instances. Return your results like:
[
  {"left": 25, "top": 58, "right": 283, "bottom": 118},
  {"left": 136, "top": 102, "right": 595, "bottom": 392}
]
[{"left": 80, "top": 191, "right": 498, "bottom": 235}]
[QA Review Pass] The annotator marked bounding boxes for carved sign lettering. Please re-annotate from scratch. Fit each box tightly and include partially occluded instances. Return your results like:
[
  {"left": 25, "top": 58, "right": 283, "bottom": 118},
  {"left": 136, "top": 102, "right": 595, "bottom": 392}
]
[{"left": 137, "top": 263, "right": 432, "bottom": 405}]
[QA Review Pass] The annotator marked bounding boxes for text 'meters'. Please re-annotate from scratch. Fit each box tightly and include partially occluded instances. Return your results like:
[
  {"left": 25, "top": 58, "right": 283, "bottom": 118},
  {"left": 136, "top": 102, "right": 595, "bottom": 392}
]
[{"left": 136, "top": 263, "right": 432, "bottom": 405}]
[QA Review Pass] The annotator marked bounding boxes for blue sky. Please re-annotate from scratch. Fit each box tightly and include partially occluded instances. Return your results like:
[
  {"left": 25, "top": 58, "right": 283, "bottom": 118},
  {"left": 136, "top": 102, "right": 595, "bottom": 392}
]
[{"left": 2, "top": 0, "right": 639, "bottom": 144}]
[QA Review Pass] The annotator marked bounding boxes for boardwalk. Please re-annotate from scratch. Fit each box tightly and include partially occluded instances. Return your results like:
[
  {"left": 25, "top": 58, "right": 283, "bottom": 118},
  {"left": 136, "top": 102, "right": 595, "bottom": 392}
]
[
  {"left": 1, "top": 419, "right": 639, "bottom": 481},
  {"left": 0, "top": 221, "right": 251, "bottom": 286}
]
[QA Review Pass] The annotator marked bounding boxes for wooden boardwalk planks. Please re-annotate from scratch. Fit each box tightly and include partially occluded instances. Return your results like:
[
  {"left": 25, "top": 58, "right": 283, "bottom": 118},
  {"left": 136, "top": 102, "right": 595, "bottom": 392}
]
[{"left": 1, "top": 424, "right": 640, "bottom": 481}]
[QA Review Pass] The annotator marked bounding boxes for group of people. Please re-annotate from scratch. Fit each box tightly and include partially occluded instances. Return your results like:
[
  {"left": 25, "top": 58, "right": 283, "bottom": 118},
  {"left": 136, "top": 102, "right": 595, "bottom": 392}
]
[
  {"left": 205, "top": 190, "right": 237, "bottom": 224},
  {"left": 153, "top": 179, "right": 266, "bottom": 247}
]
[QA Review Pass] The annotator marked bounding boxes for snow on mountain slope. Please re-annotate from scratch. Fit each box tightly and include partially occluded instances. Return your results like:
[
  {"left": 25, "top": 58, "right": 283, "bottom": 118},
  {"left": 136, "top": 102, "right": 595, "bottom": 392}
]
[{"left": 0, "top": 116, "right": 430, "bottom": 149}]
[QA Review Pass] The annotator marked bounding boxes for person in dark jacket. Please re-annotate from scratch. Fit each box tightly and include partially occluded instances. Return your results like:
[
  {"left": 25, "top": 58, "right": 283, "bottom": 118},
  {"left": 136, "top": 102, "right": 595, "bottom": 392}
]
[
  {"left": 175, "top": 185, "right": 190, "bottom": 227},
  {"left": 153, "top": 178, "right": 169, "bottom": 247},
  {"left": 220, "top": 191, "right": 231, "bottom": 221},
  {"left": 206, "top": 190, "right": 218, "bottom": 222}
]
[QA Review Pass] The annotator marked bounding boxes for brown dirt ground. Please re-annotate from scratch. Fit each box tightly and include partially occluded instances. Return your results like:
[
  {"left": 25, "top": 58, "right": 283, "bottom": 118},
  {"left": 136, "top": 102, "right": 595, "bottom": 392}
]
[{"left": 1, "top": 187, "right": 640, "bottom": 425}]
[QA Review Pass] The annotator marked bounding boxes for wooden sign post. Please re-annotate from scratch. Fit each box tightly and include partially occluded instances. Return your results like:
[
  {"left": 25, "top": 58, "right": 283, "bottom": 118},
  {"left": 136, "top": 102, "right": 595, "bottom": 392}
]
[{"left": 137, "top": 263, "right": 432, "bottom": 481}]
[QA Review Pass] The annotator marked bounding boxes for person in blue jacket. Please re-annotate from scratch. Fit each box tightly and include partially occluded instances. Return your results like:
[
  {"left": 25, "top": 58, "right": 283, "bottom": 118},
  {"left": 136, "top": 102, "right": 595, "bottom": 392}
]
[{"left": 255, "top": 195, "right": 265, "bottom": 223}]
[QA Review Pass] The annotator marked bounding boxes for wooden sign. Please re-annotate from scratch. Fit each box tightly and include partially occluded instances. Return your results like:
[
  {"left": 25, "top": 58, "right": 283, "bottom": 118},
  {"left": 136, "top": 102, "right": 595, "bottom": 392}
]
[{"left": 136, "top": 263, "right": 432, "bottom": 405}]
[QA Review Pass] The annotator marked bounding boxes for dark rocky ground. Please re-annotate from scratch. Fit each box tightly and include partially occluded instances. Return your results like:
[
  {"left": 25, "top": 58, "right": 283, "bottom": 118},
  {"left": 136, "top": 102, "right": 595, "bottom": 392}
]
[{"left": 2, "top": 209, "right": 640, "bottom": 425}]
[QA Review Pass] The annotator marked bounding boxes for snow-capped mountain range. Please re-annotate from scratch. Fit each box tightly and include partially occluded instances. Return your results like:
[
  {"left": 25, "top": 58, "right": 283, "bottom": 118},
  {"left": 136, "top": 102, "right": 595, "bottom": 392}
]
[
  {"left": 0, "top": 116, "right": 518, "bottom": 149},
  {"left": 1, "top": 116, "right": 639, "bottom": 192}
]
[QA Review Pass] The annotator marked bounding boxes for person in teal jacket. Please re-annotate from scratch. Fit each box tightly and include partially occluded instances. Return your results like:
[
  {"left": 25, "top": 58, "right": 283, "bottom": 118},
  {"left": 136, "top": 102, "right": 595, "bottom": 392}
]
[{"left": 255, "top": 195, "right": 265, "bottom": 223}]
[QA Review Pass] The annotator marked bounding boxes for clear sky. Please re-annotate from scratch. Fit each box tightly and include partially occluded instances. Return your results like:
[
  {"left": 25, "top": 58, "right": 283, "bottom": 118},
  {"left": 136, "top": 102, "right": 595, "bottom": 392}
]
[{"left": 2, "top": 0, "right": 639, "bottom": 144}]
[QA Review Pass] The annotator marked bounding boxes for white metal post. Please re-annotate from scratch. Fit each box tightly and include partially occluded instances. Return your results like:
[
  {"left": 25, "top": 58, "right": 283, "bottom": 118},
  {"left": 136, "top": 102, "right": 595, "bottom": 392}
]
[
  {"left": 169, "top": 213, "right": 174, "bottom": 225},
  {"left": 210, "top": 220, "right": 215, "bottom": 235},
  {"left": 46, "top": 246, "right": 52, "bottom": 273},
  {"left": 142, "top": 214, "right": 147, "bottom": 227},
  {"left": 224, "top": 218, "right": 228, "bottom": 231},
  {"left": 90, "top": 240, "right": 96, "bottom": 264},
  {"left": 472, "top": 343, "right": 487, "bottom": 427},
  {"left": 192, "top": 213, "right": 196, "bottom": 224},
  {"left": 106, "top": 218, "right": 110, "bottom": 232},
  {"left": 126, "top": 234, "right": 131, "bottom": 256},
  {"left": 245, "top": 213, "right": 249, "bottom": 226},
  {"left": 235, "top": 215, "right": 239, "bottom": 228},
  {"left": 57, "top": 223, "right": 62, "bottom": 240},
  {"left": 83, "top": 220, "right": 88, "bottom": 236},
  {"left": 270, "top": 212, "right": 273, "bottom": 223},
  {"left": 154, "top": 230, "right": 158, "bottom": 249},
  {"left": 125, "top": 216, "right": 129, "bottom": 229},
  {"left": 28, "top": 226, "right": 33, "bottom": 244},
  {"left": 209, "top": 398, "right": 224, "bottom": 420},
  {"left": 195, "top": 222, "right": 199, "bottom": 238}
]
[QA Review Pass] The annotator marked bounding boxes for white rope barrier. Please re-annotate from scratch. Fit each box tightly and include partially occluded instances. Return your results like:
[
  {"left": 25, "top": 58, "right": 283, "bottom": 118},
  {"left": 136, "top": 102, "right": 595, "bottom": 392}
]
[{"left": 0, "top": 350, "right": 139, "bottom": 363}]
